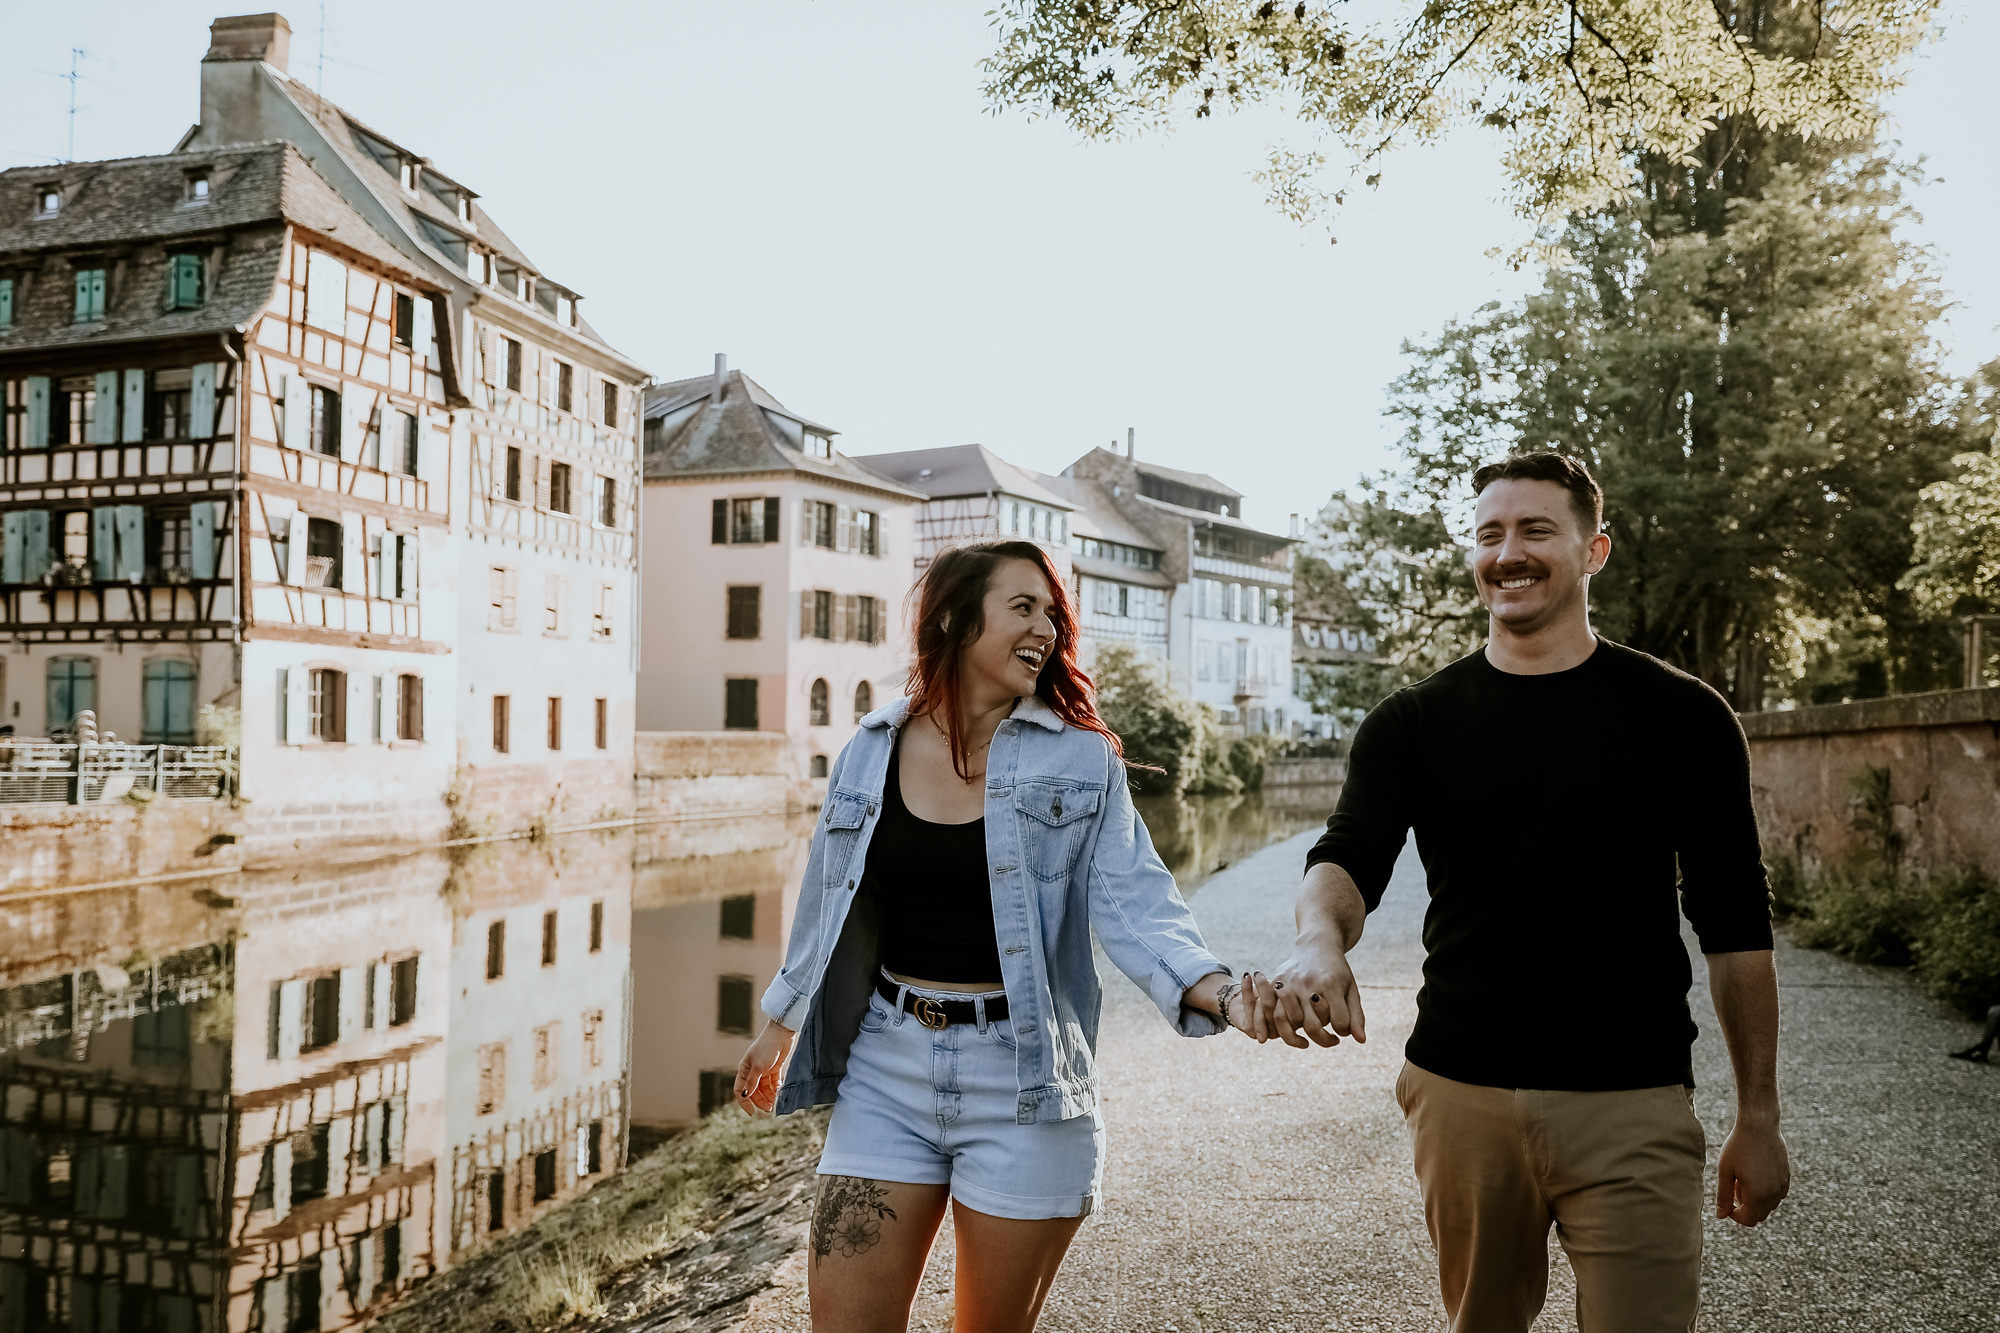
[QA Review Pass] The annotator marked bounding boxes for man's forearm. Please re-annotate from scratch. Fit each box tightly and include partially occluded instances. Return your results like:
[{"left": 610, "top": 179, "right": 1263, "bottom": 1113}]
[
  {"left": 1707, "top": 949, "right": 1781, "bottom": 1120},
  {"left": 1297, "top": 861, "right": 1368, "bottom": 953}
]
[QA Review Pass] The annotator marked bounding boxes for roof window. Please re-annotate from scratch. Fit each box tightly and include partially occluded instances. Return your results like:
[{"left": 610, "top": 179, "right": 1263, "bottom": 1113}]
[
  {"left": 187, "top": 173, "right": 211, "bottom": 204},
  {"left": 803, "top": 432, "right": 833, "bottom": 460},
  {"left": 399, "top": 161, "right": 420, "bottom": 194},
  {"left": 458, "top": 195, "right": 473, "bottom": 223},
  {"left": 33, "top": 186, "right": 61, "bottom": 219}
]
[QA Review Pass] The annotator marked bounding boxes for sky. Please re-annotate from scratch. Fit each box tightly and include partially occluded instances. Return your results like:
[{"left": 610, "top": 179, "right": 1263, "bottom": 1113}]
[{"left": 4, "top": 2, "right": 1995, "bottom": 532}]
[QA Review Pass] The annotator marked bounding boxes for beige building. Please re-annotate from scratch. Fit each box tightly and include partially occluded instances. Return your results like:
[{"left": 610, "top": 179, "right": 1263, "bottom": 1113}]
[{"left": 638, "top": 361, "right": 921, "bottom": 786}]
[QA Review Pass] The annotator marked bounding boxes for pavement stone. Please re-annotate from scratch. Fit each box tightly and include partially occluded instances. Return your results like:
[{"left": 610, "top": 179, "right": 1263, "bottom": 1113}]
[{"left": 898, "top": 829, "right": 2000, "bottom": 1332}]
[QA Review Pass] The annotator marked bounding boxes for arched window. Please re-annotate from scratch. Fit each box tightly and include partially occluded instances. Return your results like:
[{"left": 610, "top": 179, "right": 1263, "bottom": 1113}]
[
  {"left": 808, "top": 678, "right": 830, "bottom": 727},
  {"left": 809, "top": 754, "right": 829, "bottom": 778},
  {"left": 853, "top": 681, "right": 873, "bottom": 722},
  {"left": 46, "top": 656, "right": 98, "bottom": 734},
  {"left": 142, "top": 660, "right": 197, "bottom": 744}
]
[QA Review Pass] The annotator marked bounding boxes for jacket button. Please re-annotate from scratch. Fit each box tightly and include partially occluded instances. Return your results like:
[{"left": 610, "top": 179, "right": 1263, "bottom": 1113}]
[{"left": 867, "top": 804, "right": 877, "bottom": 816}]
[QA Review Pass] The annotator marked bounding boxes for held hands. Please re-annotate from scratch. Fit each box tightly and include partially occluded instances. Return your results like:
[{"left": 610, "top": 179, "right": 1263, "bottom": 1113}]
[
  {"left": 1232, "top": 928, "right": 1368, "bottom": 1050},
  {"left": 734, "top": 1021, "right": 796, "bottom": 1117}
]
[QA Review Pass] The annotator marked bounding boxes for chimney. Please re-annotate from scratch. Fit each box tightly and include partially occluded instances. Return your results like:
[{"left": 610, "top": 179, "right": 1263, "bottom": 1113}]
[
  {"left": 1125, "top": 427, "right": 1135, "bottom": 460},
  {"left": 204, "top": 13, "right": 291, "bottom": 71},
  {"left": 713, "top": 353, "right": 727, "bottom": 401},
  {"left": 1289, "top": 513, "right": 1302, "bottom": 538}
]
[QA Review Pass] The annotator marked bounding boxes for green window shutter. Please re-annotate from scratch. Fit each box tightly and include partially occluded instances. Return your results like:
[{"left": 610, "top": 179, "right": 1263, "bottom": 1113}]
[
  {"left": 0, "top": 278, "right": 12, "bottom": 328},
  {"left": 25, "top": 376, "right": 50, "bottom": 447},
  {"left": 170, "top": 253, "right": 204, "bottom": 309},
  {"left": 116, "top": 505, "right": 145, "bottom": 580},
  {"left": 22, "top": 511, "right": 50, "bottom": 581},
  {"left": 92, "top": 508, "right": 117, "bottom": 582},
  {"left": 1, "top": 512, "right": 22, "bottom": 583},
  {"left": 74, "top": 268, "right": 105, "bottom": 322},
  {"left": 190, "top": 501, "right": 217, "bottom": 580}
]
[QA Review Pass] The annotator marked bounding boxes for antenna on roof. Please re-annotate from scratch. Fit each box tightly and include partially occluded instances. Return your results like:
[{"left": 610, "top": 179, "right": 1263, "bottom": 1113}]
[
  {"left": 1126, "top": 427, "right": 1134, "bottom": 461},
  {"left": 61, "top": 48, "right": 91, "bottom": 162},
  {"left": 317, "top": 0, "right": 328, "bottom": 93}
]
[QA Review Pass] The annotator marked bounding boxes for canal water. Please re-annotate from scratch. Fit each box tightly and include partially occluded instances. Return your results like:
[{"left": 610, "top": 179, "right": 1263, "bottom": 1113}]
[{"left": 0, "top": 787, "right": 1336, "bottom": 1331}]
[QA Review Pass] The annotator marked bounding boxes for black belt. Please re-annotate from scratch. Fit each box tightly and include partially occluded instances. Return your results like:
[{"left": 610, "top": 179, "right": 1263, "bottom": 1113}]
[{"left": 875, "top": 976, "right": 1009, "bottom": 1030}]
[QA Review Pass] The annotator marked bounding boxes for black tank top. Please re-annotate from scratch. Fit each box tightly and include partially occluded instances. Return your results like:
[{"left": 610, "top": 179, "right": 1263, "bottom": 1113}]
[{"left": 863, "top": 741, "right": 1003, "bottom": 983}]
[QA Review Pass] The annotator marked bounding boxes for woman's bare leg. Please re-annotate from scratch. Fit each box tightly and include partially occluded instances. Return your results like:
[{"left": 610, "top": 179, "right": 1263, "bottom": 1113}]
[
  {"left": 949, "top": 1200, "right": 1086, "bottom": 1333},
  {"left": 806, "top": 1177, "right": 950, "bottom": 1333}
]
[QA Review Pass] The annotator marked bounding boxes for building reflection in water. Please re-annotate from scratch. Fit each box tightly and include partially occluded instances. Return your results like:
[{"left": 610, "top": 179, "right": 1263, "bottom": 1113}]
[{"left": 0, "top": 789, "right": 1332, "bottom": 1329}]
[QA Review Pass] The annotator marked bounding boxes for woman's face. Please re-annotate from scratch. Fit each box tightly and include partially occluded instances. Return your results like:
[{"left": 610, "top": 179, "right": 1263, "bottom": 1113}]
[{"left": 960, "top": 558, "right": 1058, "bottom": 702}]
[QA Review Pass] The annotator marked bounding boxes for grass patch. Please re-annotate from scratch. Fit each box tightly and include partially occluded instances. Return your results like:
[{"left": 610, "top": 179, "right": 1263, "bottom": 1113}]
[
  {"left": 378, "top": 1108, "right": 827, "bottom": 1333},
  {"left": 1770, "top": 856, "right": 2000, "bottom": 1016}
]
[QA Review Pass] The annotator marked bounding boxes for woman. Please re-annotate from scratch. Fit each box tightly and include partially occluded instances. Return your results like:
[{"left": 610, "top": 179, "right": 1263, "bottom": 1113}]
[{"left": 735, "top": 540, "right": 1259, "bottom": 1332}]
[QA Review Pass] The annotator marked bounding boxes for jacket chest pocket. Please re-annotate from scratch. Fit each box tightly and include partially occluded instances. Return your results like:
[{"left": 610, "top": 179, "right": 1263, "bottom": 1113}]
[
  {"left": 1014, "top": 783, "right": 1102, "bottom": 883},
  {"left": 820, "top": 794, "right": 870, "bottom": 886}
]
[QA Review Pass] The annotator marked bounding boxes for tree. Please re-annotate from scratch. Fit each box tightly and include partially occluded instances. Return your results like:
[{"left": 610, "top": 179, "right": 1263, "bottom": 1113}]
[
  {"left": 1092, "top": 643, "right": 1204, "bottom": 794},
  {"left": 981, "top": 1, "right": 1937, "bottom": 245},
  {"left": 1903, "top": 364, "right": 2000, "bottom": 623},
  {"left": 1324, "top": 150, "right": 1962, "bottom": 707}
]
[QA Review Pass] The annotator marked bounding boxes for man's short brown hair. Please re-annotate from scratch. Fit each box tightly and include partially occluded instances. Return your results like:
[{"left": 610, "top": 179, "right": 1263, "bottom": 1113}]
[{"left": 1470, "top": 452, "right": 1603, "bottom": 535}]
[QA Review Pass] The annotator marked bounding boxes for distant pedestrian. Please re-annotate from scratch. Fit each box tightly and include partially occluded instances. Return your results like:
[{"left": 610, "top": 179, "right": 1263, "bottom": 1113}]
[
  {"left": 1949, "top": 1004, "right": 2000, "bottom": 1062},
  {"left": 1251, "top": 452, "right": 1791, "bottom": 1333},
  {"left": 732, "top": 540, "right": 1261, "bottom": 1331}
]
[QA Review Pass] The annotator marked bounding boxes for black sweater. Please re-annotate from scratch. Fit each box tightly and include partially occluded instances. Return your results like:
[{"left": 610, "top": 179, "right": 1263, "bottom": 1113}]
[{"left": 1305, "top": 640, "right": 1773, "bottom": 1090}]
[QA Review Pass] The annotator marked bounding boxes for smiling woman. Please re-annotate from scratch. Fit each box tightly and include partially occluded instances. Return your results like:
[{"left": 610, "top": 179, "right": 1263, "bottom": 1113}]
[{"left": 730, "top": 539, "right": 1260, "bottom": 1332}]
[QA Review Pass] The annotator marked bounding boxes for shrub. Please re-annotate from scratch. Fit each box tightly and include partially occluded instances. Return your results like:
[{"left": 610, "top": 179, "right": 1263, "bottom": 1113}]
[
  {"left": 1770, "top": 857, "right": 2000, "bottom": 1017},
  {"left": 1915, "top": 867, "right": 2000, "bottom": 1015}
]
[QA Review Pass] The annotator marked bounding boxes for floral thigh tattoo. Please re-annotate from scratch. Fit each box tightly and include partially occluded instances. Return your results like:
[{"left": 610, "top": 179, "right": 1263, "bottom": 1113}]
[{"left": 812, "top": 1176, "right": 899, "bottom": 1266}]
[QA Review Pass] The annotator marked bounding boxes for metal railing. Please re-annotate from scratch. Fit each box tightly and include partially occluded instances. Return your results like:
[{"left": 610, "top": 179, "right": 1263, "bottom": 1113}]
[{"left": 0, "top": 741, "right": 237, "bottom": 804}]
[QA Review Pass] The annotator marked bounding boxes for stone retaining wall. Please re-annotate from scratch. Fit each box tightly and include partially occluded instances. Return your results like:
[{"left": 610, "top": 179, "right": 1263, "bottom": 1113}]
[{"left": 1743, "top": 686, "right": 2000, "bottom": 876}]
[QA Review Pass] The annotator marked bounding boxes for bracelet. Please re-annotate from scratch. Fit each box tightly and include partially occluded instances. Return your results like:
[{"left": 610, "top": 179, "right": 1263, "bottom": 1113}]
[{"left": 1216, "top": 980, "right": 1241, "bottom": 1029}]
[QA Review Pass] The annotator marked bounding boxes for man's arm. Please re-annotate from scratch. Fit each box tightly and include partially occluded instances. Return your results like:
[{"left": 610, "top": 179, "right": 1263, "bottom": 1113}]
[
  {"left": 1256, "top": 861, "right": 1370, "bottom": 1049},
  {"left": 1707, "top": 948, "right": 1789, "bottom": 1226}
]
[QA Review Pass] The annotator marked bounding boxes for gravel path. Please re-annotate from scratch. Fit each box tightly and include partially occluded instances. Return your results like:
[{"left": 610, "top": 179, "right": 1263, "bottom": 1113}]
[{"left": 886, "top": 831, "right": 2000, "bottom": 1332}]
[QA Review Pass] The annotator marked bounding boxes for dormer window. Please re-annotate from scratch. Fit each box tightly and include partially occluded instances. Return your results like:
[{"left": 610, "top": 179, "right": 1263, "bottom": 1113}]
[
  {"left": 188, "top": 174, "right": 211, "bottom": 204},
  {"left": 803, "top": 432, "right": 833, "bottom": 460},
  {"left": 555, "top": 296, "right": 572, "bottom": 326},
  {"left": 458, "top": 195, "right": 473, "bottom": 223},
  {"left": 399, "top": 161, "right": 420, "bottom": 194},
  {"left": 34, "top": 186, "right": 61, "bottom": 219},
  {"left": 468, "top": 250, "right": 488, "bottom": 283}
]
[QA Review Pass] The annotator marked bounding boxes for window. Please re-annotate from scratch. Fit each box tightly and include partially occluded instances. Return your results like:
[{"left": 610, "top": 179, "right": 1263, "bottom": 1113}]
[
  {"left": 152, "top": 510, "right": 194, "bottom": 575},
  {"left": 603, "top": 381, "right": 618, "bottom": 429},
  {"left": 581, "top": 1121, "right": 604, "bottom": 1176},
  {"left": 389, "top": 410, "right": 419, "bottom": 475},
  {"left": 597, "top": 475, "right": 617, "bottom": 527},
  {"left": 531, "top": 1023, "right": 556, "bottom": 1089},
  {"left": 301, "top": 974, "right": 340, "bottom": 1052},
  {"left": 35, "top": 185, "right": 61, "bottom": 217},
  {"left": 167, "top": 253, "right": 204, "bottom": 310},
  {"left": 396, "top": 673, "right": 423, "bottom": 741},
  {"left": 593, "top": 698, "right": 607, "bottom": 750},
  {"left": 546, "top": 697, "right": 562, "bottom": 750},
  {"left": 486, "top": 920, "right": 506, "bottom": 979},
  {"left": 304, "top": 516, "right": 342, "bottom": 589},
  {"left": 133, "top": 1002, "right": 190, "bottom": 1068},
  {"left": 698, "top": 1070, "right": 735, "bottom": 1117},
  {"left": 308, "top": 668, "right": 345, "bottom": 742},
  {"left": 55, "top": 376, "right": 95, "bottom": 444},
  {"left": 73, "top": 267, "right": 106, "bottom": 323},
  {"left": 502, "top": 338, "right": 522, "bottom": 392},
  {"left": 717, "top": 975, "right": 754, "bottom": 1035},
  {"left": 187, "top": 173, "right": 210, "bottom": 203},
  {"left": 291, "top": 1122, "right": 332, "bottom": 1203},
  {"left": 809, "top": 754, "right": 829, "bottom": 778},
  {"left": 808, "top": 500, "right": 837, "bottom": 549},
  {"left": 855, "top": 595, "right": 878, "bottom": 644},
  {"left": 544, "top": 575, "right": 567, "bottom": 636},
  {"left": 389, "top": 957, "right": 418, "bottom": 1025},
  {"left": 399, "top": 160, "right": 419, "bottom": 194},
  {"left": 809, "top": 678, "right": 830, "bottom": 727},
  {"left": 591, "top": 582, "right": 614, "bottom": 640},
  {"left": 46, "top": 656, "right": 97, "bottom": 733},
  {"left": 731, "top": 497, "right": 763, "bottom": 543},
  {"left": 486, "top": 1171, "right": 505, "bottom": 1229},
  {"left": 504, "top": 445, "right": 523, "bottom": 500},
  {"left": 802, "top": 430, "right": 832, "bottom": 459},
  {"left": 853, "top": 510, "right": 878, "bottom": 556},
  {"left": 589, "top": 901, "right": 604, "bottom": 952},
  {"left": 582, "top": 1009, "right": 604, "bottom": 1068},
  {"left": 720, "top": 894, "right": 754, "bottom": 940},
  {"left": 489, "top": 566, "right": 518, "bottom": 631},
  {"left": 556, "top": 361, "right": 573, "bottom": 413},
  {"left": 726, "top": 585, "right": 761, "bottom": 639},
  {"left": 492, "top": 694, "right": 511, "bottom": 753},
  {"left": 548, "top": 462, "right": 571, "bottom": 514},
  {"left": 308, "top": 384, "right": 340, "bottom": 456},
  {"left": 532, "top": 1149, "right": 557, "bottom": 1203},
  {"left": 141, "top": 660, "right": 196, "bottom": 744},
  {"left": 150, "top": 367, "right": 192, "bottom": 439},
  {"left": 811, "top": 590, "right": 832, "bottom": 640},
  {"left": 854, "top": 680, "right": 873, "bottom": 721},
  {"left": 476, "top": 1043, "right": 505, "bottom": 1115},
  {"left": 394, "top": 292, "right": 414, "bottom": 347},
  {"left": 723, "top": 678, "right": 758, "bottom": 730}
]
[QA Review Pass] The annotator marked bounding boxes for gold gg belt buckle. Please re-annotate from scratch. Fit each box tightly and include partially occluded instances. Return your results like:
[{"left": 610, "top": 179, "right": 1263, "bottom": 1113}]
[{"left": 911, "top": 996, "right": 949, "bottom": 1030}]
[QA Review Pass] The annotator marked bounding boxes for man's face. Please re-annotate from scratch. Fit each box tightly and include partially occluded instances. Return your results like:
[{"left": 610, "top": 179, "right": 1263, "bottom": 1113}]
[{"left": 1469, "top": 478, "right": 1609, "bottom": 632}]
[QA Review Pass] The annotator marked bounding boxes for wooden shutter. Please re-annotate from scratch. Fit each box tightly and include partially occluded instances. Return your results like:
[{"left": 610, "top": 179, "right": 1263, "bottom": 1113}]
[
  {"left": 190, "top": 363, "right": 216, "bottom": 438},
  {"left": 115, "top": 506, "right": 145, "bottom": 581},
  {"left": 711, "top": 498, "right": 727, "bottom": 544},
  {"left": 89, "top": 372, "right": 119, "bottom": 444},
  {"left": 285, "top": 511, "right": 309, "bottom": 585},
  {"left": 799, "top": 498, "right": 814, "bottom": 547},
  {"left": 399, "top": 533, "right": 418, "bottom": 601},
  {"left": 91, "top": 508, "right": 117, "bottom": 582},
  {"left": 339, "top": 391, "right": 367, "bottom": 465},
  {"left": 190, "top": 502, "right": 217, "bottom": 580},
  {"left": 411, "top": 295, "right": 434, "bottom": 366},
  {"left": 535, "top": 456, "right": 551, "bottom": 510},
  {"left": 283, "top": 669, "right": 307, "bottom": 745},
  {"left": 836, "top": 506, "right": 851, "bottom": 552},
  {"left": 800, "top": 590, "right": 814, "bottom": 640},
  {"left": 121, "top": 370, "right": 146, "bottom": 443},
  {"left": 341, "top": 513, "right": 364, "bottom": 593},
  {"left": 282, "top": 374, "right": 309, "bottom": 451},
  {"left": 763, "top": 496, "right": 780, "bottom": 544},
  {"left": 24, "top": 376, "right": 49, "bottom": 448}
]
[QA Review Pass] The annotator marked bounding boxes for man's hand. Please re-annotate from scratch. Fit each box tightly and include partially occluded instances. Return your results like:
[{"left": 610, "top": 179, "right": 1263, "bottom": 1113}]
[
  {"left": 1715, "top": 1116, "right": 1790, "bottom": 1226},
  {"left": 1254, "top": 861, "right": 1371, "bottom": 1049},
  {"left": 735, "top": 1020, "right": 796, "bottom": 1116}
]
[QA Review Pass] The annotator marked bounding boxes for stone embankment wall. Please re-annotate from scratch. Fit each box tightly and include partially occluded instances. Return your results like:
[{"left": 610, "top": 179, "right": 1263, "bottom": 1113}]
[
  {"left": 1265, "top": 756, "right": 1347, "bottom": 786},
  {"left": 1743, "top": 686, "right": 2000, "bottom": 876}
]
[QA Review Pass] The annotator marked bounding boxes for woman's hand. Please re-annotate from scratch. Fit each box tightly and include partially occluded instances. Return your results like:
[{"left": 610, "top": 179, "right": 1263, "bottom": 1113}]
[
  {"left": 734, "top": 1020, "right": 797, "bottom": 1116},
  {"left": 1185, "top": 971, "right": 1273, "bottom": 1040}
]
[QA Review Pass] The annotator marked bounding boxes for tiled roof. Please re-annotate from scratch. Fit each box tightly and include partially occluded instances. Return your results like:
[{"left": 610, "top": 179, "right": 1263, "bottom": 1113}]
[
  {"left": 0, "top": 143, "right": 428, "bottom": 356},
  {"left": 1133, "top": 456, "right": 1242, "bottom": 499},
  {"left": 643, "top": 370, "right": 926, "bottom": 499},
  {"left": 855, "top": 445, "right": 1076, "bottom": 511},
  {"left": 1034, "top": 472, "right": 1159, "bottom": 550}
]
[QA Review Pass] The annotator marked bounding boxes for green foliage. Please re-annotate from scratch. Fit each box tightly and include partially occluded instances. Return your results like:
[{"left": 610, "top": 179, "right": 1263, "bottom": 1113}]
[
  {"left": 1902, "top": 390, "right": 2000, "bottom": 620},
  {"left": 1092, "top": 643, "right": 1274, "bottom": 795},
  {"left": 1773, "top": 859, "right": 2000, "bottom": 1015},
  {"left": 980, "top": 1, "right": 1935, "bottom": 249},
  {"left": 1323, "top": 151, "right": 1964, "bottom": 707}
]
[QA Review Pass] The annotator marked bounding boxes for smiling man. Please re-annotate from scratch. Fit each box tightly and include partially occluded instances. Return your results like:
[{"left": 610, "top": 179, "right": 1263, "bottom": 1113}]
[{"left": 1261, "top": 453, "right": 1789, "bottom": 1332}]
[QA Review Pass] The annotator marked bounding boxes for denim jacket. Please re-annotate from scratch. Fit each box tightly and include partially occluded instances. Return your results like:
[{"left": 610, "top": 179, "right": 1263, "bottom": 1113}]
[{"left": 761, "top": 695, "right": 1229, "bottom": 1124}]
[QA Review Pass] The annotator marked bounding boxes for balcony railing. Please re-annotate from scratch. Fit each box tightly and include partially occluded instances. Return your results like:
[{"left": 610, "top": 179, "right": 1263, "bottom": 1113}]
[{"left": 0, "top": 741, "right": 236, "bottom": 804}]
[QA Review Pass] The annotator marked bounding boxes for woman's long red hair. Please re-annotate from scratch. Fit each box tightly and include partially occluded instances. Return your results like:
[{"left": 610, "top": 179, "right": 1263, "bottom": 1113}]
[{"left": 903, "top": 541, "right": 1122, "bottom": 780}]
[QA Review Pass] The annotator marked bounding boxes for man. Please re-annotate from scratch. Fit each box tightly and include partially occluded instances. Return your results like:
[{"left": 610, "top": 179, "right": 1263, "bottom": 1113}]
[{"left": 1256, "top": 453, "right": 1789, "bottom": 1331}]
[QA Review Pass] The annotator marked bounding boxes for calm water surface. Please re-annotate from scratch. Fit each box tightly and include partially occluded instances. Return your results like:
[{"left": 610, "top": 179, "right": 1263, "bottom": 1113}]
[{"left": 0, "top": 788, "right": 1335, "bottom": 1329}]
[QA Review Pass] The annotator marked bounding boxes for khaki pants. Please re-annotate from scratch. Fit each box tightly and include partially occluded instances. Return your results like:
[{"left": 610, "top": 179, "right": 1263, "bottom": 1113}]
[{"left": 1395, "top": 1062, "right": 1706, "bottom": 1333}]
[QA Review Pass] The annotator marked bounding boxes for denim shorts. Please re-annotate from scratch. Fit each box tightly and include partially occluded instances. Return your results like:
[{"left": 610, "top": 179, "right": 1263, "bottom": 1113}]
[{"left": 818, "top": 975, "right": 1104, "bottom": 1220}]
